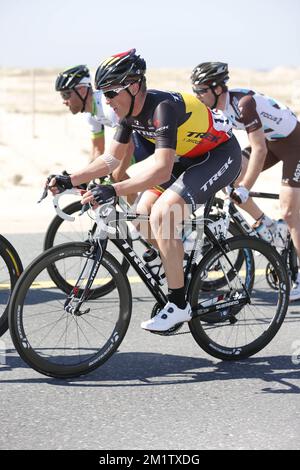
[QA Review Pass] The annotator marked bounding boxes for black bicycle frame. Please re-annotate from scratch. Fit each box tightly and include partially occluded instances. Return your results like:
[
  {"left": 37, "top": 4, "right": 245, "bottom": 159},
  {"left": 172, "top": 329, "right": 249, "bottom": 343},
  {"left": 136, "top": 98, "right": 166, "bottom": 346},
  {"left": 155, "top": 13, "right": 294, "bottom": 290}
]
[{"left": 66, "top": 194, "right": 253, "bottom": 318}]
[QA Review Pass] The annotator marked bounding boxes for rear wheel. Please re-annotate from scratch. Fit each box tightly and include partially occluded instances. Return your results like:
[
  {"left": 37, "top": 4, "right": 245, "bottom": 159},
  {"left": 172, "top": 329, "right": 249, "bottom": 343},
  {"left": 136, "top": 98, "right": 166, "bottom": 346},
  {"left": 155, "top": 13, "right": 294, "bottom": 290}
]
[{"left": 189, "top": 236, "right": 289, "bottom": 360}]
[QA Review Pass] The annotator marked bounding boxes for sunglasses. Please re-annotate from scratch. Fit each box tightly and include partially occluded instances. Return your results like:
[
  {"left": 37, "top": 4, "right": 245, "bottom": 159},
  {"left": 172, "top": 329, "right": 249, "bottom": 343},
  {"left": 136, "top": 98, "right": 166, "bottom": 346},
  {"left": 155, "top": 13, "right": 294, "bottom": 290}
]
[
  {"left": 60, "top": 90, "right": 73, "bottom": 100},
  {"left": 103, "top": 83, "right": 131, "bottom": 99},
  {"left": 193, "top": 87, "right": 211, "bottom": 95}
]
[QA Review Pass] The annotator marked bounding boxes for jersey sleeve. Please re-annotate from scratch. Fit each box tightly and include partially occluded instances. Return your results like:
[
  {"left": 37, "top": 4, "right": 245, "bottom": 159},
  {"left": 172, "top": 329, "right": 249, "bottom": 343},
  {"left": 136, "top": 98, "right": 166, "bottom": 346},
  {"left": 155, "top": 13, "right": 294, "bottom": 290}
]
[
  {"left": 152, "top": 100, "right": 178, "bottom": 149},
  {"left": 113, "top": 119, "right": 133, "bottom": 144},
  {"left": 85, "top": 113, "right": 104, "bottom": 138},
  {"left": 238, "top": 95, "right": 263, "bottom": 133}
]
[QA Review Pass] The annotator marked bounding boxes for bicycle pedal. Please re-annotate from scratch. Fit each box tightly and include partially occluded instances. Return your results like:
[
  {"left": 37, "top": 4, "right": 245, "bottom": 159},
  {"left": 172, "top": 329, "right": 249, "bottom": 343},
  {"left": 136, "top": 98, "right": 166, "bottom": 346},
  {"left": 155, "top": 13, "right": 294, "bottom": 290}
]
[{"left": 149, "top": 322, "right": 184, "bottom": 336}]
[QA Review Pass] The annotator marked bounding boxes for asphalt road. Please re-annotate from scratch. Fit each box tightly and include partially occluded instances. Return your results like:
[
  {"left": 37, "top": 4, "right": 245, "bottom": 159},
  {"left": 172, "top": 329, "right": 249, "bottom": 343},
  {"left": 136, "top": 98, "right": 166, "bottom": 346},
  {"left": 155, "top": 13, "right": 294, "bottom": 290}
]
[{"left": 1, "top": 232, "right": 300, "bottom": 450}]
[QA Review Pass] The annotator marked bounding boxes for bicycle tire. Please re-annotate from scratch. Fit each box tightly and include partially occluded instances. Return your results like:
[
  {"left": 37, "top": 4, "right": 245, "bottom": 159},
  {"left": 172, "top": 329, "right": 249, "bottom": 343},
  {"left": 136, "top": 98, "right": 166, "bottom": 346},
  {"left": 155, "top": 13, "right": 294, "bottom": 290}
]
[
  {"left": 188, "top": 236, "right": 289, "bottom": 360},
  {"left": 43, "top": 200, "right": 132, "bottom": 297},
  {"left": 0, "top": 235, "right": 23, "bottom": 336},
  {"left": 9, "top": 243, "right": 132, "bottom": 378}
]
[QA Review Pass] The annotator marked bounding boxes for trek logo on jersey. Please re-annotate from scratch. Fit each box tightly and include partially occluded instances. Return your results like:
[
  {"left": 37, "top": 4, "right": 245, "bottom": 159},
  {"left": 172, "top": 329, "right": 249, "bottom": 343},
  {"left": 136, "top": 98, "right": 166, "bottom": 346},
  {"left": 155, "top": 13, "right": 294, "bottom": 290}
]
[
  {"left": 186, "top": 131, "right": 222, "bottom": 144},
  {"left": 201, "top": 156, "right": 233, "bottom": 192}
]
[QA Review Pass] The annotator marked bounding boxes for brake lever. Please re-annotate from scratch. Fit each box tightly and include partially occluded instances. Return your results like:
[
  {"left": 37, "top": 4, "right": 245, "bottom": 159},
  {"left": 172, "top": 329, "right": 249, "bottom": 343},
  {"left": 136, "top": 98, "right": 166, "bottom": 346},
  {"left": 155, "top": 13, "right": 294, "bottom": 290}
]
[
  {"left": 37, "top": 182, "right": 50, "bottom": 204},
  {"left": 79, "top": 203, "right": 90, "bottom": 216}
]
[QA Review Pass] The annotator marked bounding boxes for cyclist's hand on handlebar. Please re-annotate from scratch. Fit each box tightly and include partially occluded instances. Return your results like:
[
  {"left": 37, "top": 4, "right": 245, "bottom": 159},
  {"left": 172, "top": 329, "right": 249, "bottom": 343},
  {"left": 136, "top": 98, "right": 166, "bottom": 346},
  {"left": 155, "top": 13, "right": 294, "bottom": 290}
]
[
  {"left": 229, "top": 186, "right": 249, "bottom": 204},
  {"left": 81, "top": 183, "right": 117, "bottom": 208},
  {"left": 47, "top": 174, "right": 74, "bottom": 195}
]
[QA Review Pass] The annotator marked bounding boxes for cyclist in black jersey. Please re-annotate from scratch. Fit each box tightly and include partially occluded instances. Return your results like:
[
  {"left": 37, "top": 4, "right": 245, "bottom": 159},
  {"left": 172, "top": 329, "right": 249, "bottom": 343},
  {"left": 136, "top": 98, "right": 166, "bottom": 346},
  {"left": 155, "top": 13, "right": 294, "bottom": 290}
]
[
  {"left": 191, "top": 62, "right": 300, "bottom": 301},
  {"left": 49, "top": 49, "right": 241, "bottom": 331}
]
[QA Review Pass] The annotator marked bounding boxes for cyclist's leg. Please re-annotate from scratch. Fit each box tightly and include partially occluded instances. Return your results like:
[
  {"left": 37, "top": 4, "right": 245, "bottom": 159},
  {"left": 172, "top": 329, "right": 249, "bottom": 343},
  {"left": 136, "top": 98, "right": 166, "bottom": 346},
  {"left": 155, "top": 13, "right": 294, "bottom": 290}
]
[
  {"left": 151, "top": 137, "right": 242, "bottom": 293},
  {"left": 268, "top": 123, "right": 300, "bottom": 298},
  {"left": 141, "top": 137, "right": 242, "bottom": 331},
  {"left": 140, "top": 137, "right": 243, "bottom": 331},
  {"left": 278, "top": 162, "right": 300, "bottom": 288},
  {"left": 135, "top": 189, "right": 161, "bottom": 248},
  {"left": 280, "top": 185, "right": 300, "bottom": 257},
  {"left": 268, "top": 123, "right": 300, "bottom": 258}
]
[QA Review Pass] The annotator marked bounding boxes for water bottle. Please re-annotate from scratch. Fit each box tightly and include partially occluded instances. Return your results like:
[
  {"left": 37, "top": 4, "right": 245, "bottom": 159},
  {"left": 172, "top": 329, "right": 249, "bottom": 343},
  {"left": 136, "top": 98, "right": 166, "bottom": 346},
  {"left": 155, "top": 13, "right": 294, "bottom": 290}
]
[
  {"left": 143, "top": 248, "right": 166, "bottom": 285},
  {"left": 273, "top": 219, "right": 288, "bottom": 249},
  {"left": 253, "top": 215, "right": 276, "bottom": 243},
  {"left": 182, "top": 229, "right": 198, "bottom": 253},
  {"left": 143, "top": 233, "right": 193, "bottom": 284}
]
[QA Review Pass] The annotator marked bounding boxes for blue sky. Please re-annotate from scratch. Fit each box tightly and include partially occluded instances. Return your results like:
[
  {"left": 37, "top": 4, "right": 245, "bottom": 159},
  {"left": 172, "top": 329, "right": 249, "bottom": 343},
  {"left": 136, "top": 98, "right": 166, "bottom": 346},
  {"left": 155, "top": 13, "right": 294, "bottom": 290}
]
[{"left": 1, "top": 0, "right": 299, "bottom": 69}]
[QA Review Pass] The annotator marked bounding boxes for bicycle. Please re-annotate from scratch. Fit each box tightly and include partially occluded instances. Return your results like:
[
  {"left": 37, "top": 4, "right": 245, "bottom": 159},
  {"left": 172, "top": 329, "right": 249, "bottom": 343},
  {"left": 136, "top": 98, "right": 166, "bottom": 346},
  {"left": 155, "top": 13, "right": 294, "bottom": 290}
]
[
  {"left": 8, "top": 189, "right": 290, "bottom": 379},
  {"left": 43, "top": 189, "right": 242, "bottom": 296},
  {"left": 0, "top": 234, "right": 23, "bottom": 336}
]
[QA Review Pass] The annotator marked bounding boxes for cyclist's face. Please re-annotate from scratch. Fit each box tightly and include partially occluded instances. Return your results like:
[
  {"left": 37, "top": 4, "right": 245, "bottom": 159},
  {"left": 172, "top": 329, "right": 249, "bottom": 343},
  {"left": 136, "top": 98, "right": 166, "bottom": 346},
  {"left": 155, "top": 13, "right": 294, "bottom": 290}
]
[
  {"left": 104, "top": 84, "right": 136, "bottom": 118},
  {"left": 193, "top": 86, "right": 215, "bottom": 108},
  {"left": 60, "top": 87, "right": 83, "bottom": 114}
]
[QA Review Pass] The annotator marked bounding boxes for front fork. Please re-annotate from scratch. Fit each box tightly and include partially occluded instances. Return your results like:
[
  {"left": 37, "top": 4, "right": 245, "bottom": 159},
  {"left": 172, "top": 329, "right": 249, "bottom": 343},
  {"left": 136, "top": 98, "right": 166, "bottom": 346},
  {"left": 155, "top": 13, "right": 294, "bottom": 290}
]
[{"left": 64, "top": 237, "right": 107, "bottom": 316}]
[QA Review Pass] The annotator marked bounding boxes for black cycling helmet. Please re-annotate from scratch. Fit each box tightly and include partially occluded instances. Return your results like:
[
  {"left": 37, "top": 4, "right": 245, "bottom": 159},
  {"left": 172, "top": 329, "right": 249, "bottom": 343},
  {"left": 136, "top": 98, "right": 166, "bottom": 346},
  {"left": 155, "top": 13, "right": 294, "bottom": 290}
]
[
  {"left": 191, "top": 62, "right": 229, "bottom": 109},
  {"left": 95, "top": 48, "right": 146, "bottom": 91},
  {"left": 191, "top": 62, "right": 229, "bottom": 87},
  {"left": 55, "top": 65, "right": 91, "bottom": 91},
  {"left": 95, "top": 49, "right": 146, "bottom": 117},
  {"left": 55, "top": 65, "right": 91, "bottom": 112}
]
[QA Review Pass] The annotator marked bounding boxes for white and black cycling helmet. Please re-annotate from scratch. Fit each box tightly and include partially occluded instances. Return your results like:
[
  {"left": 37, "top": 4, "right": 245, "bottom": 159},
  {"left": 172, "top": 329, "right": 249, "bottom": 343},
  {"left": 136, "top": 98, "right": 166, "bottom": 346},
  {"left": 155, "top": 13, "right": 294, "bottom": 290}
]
[
  {"left": 55, "top": 65, "right": 91, "bottom": 112},
  {"left": 55, "top": 65, "right": 91, "bottom": 91},
  {"left": 191, "top": 62, "right": 229, "bottom": 108},
  {"left": 95, "top": 49, "right": 146, "bottom": 117},
  {"left": 191, "top": 62, "right": 229, "bottom": 87}
]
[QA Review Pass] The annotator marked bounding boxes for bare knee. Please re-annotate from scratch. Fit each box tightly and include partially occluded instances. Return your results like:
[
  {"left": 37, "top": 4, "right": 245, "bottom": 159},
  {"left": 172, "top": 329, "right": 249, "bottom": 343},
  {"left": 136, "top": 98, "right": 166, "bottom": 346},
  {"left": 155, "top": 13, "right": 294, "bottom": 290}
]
[
  {"left": 151, "top": 204, "right": 181, "bottom": 240},
  {"left": 281, "top": 206, "right": 297, "bottom": 227}
]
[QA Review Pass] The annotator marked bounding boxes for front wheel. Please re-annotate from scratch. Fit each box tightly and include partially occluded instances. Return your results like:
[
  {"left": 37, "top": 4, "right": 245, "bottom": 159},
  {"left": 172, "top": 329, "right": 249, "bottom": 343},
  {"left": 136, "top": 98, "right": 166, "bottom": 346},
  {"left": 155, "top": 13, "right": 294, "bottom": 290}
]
[
  {"left": 9, "top": 243, "right": 132, "bottom": 379},
  {"left": 188, "top": 236, "right": 289, "bottom": 360}
]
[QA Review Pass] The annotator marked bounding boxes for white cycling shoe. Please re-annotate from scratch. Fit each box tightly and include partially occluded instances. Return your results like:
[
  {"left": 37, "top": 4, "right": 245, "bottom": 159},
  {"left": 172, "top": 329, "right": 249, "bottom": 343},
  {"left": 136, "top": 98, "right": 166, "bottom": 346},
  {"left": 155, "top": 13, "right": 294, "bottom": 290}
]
[{"left": 141, "top": 302, "right": 192, "bottom": 332}]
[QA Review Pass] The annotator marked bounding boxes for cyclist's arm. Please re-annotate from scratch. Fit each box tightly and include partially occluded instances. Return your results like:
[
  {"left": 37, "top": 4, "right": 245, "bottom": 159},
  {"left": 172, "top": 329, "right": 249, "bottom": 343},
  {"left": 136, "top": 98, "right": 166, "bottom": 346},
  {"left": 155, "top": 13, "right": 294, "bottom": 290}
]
[
  {"left": 71, "top": 139, "right": 129, "bottom": 186},
  {"left": 90, "top": 134, "right": 105, "bottom": 162},
  {"left": 113, "top": 147, "right": 174, "bottom": 196},
  {"left": 238, "top": 128, "right": 268, "bottom": 190},
  {"left": 111, "top": 138, "right": 135, "bottom": 182}
]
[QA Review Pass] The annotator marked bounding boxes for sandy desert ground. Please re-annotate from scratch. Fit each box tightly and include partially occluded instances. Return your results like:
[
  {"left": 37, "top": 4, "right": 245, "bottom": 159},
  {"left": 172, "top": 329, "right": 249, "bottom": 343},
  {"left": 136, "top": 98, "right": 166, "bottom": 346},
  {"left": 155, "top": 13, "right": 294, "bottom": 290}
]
[{"left": 1, "top": 66, "right": 300, "bottom": 234}]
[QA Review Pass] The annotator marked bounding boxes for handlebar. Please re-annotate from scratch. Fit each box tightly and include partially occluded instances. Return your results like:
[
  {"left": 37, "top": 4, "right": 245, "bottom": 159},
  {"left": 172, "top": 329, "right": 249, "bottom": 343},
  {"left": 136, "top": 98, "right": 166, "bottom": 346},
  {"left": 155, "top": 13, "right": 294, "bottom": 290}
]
[
  {"left": 53, "top": 189, "right": 84, "bottom": 221},
  {"left": 38, "top": 178, "right": 88, "bottom": 221}
]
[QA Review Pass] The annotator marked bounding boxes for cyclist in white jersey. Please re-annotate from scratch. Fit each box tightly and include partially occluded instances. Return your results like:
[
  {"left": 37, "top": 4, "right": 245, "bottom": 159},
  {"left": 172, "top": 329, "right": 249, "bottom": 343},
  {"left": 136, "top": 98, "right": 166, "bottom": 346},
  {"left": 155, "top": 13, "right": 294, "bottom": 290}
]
[{"left": 191, "top": 62, "right": 300, "bottom": 301}]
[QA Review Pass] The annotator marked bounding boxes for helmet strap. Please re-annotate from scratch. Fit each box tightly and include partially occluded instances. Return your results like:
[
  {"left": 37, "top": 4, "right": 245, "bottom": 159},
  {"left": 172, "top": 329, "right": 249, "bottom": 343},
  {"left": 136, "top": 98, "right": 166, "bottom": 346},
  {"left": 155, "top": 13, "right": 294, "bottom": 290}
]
[
  {"left": 74, "top": 86, "right": 91, "bottom": 112},
  {"left": 210, "top": 84, "right": 224, "bottom": 109},
  {"left": 125, "top": 80, "right": 142, "bottom": 117}
]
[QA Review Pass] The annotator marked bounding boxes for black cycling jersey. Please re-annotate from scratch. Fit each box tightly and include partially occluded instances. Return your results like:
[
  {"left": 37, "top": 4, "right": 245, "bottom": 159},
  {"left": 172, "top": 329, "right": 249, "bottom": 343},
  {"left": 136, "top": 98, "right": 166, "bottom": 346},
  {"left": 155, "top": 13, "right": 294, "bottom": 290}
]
[{"left": 114, "top": 90, "right": 232, "bottom": 158}]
